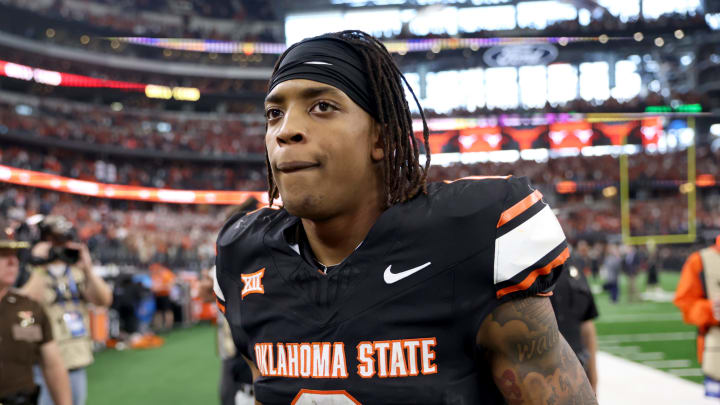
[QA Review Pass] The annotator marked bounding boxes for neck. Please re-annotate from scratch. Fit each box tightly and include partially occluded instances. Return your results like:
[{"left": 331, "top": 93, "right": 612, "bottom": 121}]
[
  {"left": 0, "top": 285, "right": 9, "bottom": 302},
  {"left": 302, "top": 197, "right": 384, "bottom": 267}
]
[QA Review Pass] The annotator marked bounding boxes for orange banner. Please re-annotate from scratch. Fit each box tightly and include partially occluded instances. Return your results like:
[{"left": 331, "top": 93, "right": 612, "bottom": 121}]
[{"left": 0, "top": 164, "right": 269, "bottom": 205}]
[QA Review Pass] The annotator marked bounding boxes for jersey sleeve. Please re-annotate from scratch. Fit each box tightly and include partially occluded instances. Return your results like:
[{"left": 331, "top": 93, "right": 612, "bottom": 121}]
[
  {"left": 34, "top": 300, "right": 54, "bottom": 345},
  {"left": 210, "top": 266, "right": 226, "bottom": 315},
  {"left": 493, "top": 177, "right": 568, "bottom": 302}
]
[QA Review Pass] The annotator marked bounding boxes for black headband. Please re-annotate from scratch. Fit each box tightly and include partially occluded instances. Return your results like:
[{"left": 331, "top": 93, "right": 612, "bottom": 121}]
[{"left": 269, "top": 36, "right": 377, "bottom": 120}]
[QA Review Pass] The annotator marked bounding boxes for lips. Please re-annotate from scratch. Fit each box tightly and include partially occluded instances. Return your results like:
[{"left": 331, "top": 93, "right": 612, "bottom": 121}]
[{"left": 276, "top": 161, "right": 320, "bottom": 173}]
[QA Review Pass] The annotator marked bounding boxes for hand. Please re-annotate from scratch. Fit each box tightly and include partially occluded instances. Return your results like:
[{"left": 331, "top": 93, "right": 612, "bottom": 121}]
[
  {"left": 65, "top": 242, "right": 93, "bottom": 273},
  {"left": 31, "top": 241, "right": 52, "bottom": 260},
  {"left": 712, "top": 299, "right": 720, "bottom": 322}
]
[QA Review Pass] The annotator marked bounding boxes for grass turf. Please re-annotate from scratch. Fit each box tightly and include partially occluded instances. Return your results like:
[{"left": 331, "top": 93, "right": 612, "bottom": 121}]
[
  {"left": 86, "top": 324, "right": 220, "bottom": 405},
  {"left": 591, "top": 271, "right": 702, "bottom": 384}
]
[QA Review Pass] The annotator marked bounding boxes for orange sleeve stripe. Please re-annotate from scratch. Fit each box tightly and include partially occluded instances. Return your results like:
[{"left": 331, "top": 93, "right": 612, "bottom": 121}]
[
  {"left": 216, "top": 298, "right": 226, "bottom": 314},
  {"left": 497, "top": 189, "right": 543, "bottom": 228},
  {"left": 496, "top": 247, "right": 569, "bottom": 299}
]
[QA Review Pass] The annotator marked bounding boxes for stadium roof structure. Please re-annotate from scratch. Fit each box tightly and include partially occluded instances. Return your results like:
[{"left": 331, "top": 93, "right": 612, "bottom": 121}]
[{"left": 274, "top": 0, "right": 611, "bottom": 13}]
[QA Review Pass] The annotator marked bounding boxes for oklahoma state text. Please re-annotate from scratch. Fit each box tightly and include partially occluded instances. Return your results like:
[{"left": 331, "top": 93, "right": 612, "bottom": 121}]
[{"left": 254, "top": 337, "right": 438, "bottom": 378}]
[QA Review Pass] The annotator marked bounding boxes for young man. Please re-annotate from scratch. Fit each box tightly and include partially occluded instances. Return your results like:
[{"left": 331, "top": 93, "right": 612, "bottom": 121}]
[
  {"left": 0, "top": 219, "right": 72, "bottom": 405},
  {"left": 215, "top": 30, "right": 596, "bottom": 404}
]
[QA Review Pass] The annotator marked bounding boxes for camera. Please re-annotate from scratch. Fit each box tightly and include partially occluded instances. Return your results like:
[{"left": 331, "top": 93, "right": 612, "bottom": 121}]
[{"left": 49, "top": 246, "right": 80, "bottom": 264}]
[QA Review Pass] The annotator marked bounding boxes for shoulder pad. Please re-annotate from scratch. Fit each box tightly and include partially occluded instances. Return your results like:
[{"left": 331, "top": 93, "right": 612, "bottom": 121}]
[
  {"left": 429, "top": 176, "right": 512, "bottom": 217},
  {"left": 217, "top": 208, "right": 282, "bottom": 247}
]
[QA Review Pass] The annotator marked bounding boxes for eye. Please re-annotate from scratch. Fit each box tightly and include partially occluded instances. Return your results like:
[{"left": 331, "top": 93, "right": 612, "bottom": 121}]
[
  {"left": 265, "top": 108, "right": 283, "bottom": 121},
  {"left": 311, "top": 101, "right": 337, "bottom": 114}
]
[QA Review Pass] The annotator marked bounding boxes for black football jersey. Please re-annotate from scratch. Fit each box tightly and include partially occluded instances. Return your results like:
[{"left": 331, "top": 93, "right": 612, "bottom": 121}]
[{"left": 214, "top": 176, "right": 568, "bottom": 405}]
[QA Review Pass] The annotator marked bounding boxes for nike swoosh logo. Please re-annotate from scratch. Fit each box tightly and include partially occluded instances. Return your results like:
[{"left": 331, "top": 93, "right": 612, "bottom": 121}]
[{"left": 383, "top": 262, "right": 432, "bottom": 284}]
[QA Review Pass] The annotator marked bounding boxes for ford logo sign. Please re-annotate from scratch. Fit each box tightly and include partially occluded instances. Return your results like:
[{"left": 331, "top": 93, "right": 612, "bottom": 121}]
[{"left": 483, "top": 44, "right": 559, "bottom": 67}]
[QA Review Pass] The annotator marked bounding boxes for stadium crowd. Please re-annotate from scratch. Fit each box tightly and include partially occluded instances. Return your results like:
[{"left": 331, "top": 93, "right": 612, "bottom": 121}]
[
  {"left": 0, "top": 99, "right": 266, "bottom": 156},
  {"left": 0, "top": 0, "right": 281, "bottom": 41},
  {"left": 0, "top": 184, "right": 224, "bottom": 271}
]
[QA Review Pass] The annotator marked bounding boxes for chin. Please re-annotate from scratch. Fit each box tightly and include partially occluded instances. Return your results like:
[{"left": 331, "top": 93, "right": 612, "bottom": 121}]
[{"left": 281, "top": 192, "right": 328, "bottom": 220}]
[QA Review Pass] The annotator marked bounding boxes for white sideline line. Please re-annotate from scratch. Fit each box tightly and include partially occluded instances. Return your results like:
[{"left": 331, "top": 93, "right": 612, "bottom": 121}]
[
  {"left": 668, "top": 368, "right": 704, "bottom": 377},
  {"left": 598, "top": 331, "right": 696, "bottom": 344},
  {"left": 596, "top": 313, "right": 683, "bottom": 323},
  {"left": 626, "top": 352, "right": 665, "bottom": 361},
  {"left": 597, "top": 352, "right": 715, "bottom": 405},
  {"left": 642, "top": 359, "right": 692, "bottom": 368},
  {"left": 600, "top": 345, "right": 641, "bottom": 353}
]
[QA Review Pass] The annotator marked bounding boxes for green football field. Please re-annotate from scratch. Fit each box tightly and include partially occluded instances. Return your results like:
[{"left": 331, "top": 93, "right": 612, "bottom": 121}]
[
  {"left": 86, "top": 271, "right": 696, "bottom": 404},
  {"left": 86, "top": 324, "right": 221, "bottom": 404},
  {"left": 591, "top": 271, "right": 701, "bottom": 384}
]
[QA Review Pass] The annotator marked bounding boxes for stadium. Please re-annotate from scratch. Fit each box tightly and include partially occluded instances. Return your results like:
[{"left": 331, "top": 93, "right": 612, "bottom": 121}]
[{"left": 0, "top": 0, "right": 719, "bottom": 404}]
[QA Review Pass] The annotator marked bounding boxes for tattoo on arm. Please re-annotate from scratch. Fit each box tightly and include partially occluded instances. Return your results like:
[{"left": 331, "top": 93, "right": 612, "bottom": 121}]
[{"left": 478, "top": 296, "right": 598, "bottom": 405}]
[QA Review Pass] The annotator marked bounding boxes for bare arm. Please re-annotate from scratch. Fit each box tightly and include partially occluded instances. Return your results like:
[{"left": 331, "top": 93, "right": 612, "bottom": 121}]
[
  {"left": 580, "top": 320, "right": 598, "bottom": 394},
  {"left": 241, "top": 354, "right": 263, "bottom": 405},
  {"left": 478, "top": 296, "right": 597, "bottom": 405},
  {"left": 40, "top": 341, "right": 72, "bottom": 405},
  {"left": 70, "top": 242, "right": 113, "bottom": 307}
]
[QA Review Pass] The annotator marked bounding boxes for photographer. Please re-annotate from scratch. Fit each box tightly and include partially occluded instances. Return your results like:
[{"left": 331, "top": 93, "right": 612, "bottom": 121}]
[{"left": 20, "top": 216, "right": 112, "bottom": 405}]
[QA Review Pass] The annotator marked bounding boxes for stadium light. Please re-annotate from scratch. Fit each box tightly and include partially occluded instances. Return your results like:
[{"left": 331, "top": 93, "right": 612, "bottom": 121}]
[
  {"left": 710, "top": 123, "right": 720, "bottom": 136},
  {"left": 602, "top": 186, "right": 617, "bottom": 198},
  {"left": 145, "top": 85, "right": 173, "bottom": 100}
]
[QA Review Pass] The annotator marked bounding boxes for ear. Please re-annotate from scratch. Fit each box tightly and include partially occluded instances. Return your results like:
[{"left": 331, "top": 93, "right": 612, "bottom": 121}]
[{"left": 370, "top": 123, "right": 384, "bottom": 162}]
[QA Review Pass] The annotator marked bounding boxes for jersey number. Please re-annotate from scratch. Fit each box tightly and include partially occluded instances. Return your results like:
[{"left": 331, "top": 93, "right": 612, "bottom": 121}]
[{"left": 291, "top": 389, "right": 361, "bottom": 405}]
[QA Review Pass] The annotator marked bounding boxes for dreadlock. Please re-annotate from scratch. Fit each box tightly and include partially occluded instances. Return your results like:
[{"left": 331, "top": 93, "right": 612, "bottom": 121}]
[{"left": 265, "top": 30, "right": 430, "bottom": 209}]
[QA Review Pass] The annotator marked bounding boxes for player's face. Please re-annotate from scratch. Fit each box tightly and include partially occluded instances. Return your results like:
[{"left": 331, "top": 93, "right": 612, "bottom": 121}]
[
  {"left": 264, "top": 79, "right": 384, "bottom": 219},
  {"left": 0, "top": 250, "right": 19, "bottom": 287}
]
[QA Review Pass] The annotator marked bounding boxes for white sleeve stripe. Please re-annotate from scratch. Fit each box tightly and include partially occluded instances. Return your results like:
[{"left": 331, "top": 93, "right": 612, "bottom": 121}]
[
  {"left": 211, "top": 266, "right": 225, "bottom": 301},
  {"left": 494, "top": 205, "right": 566, "bottom": 284}
]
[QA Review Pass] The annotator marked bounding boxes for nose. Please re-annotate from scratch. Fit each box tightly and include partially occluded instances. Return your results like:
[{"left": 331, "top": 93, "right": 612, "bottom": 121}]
[{"left": 274, "top": 108, "right": 307, "bottom": 146}]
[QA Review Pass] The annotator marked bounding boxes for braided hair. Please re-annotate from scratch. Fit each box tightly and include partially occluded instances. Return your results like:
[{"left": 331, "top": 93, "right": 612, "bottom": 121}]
[{"left": 266, "top": 30, "right": 430, "bottom": 208}]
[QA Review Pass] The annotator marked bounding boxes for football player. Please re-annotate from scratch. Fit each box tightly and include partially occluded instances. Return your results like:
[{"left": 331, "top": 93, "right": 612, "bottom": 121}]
[{"left": 215, "top": 30, "right": 597, "bottom": 404}]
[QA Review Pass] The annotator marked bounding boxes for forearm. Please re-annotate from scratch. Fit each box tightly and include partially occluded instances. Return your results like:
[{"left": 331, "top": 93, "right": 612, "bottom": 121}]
[
  {"left": 491, "top": 337, "right": 596, "bottom": 405},
  {"left": 580, "top": 320, "right": 598, "bottom": 392},
  {"left": 43, "top": 363, "right": 72, "bottom": 405},
  {"left": 481, "top": 297, "right": 597, "bottom": 405},
  {"left": 83, "top": 269, "right": 113, "bottom": 307},
  {"left": 41, "top": 343, "right": 72, "bottom": 405}
]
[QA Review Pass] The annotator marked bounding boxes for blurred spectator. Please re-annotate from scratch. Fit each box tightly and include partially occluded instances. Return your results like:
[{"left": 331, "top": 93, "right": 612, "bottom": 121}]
[
  {"left": 601, "top": 243, "right": 622, "bottom": 303},
  {"left": 20, "top": 215, "right": 112, "bottom": 405},
  {"left": 674, "top": 235, "right": 720, "bottom": 399},
  {"left": 149, "top": 263, "right": 175, "bottom": 332},
  {"left": 550, "top": 247, "right": 599, "bottom": 393},
  {"left": 623, "top": 244, "right": 643, "bottom": 302}
]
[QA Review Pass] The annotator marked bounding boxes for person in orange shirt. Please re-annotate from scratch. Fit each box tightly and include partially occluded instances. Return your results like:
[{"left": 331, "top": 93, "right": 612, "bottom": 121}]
[
  {"left": 674, "top": 235, "right": 720, "bottom": 398},
  {"left": 149, "top": 263, "right": 176, "bottom": 332}
]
